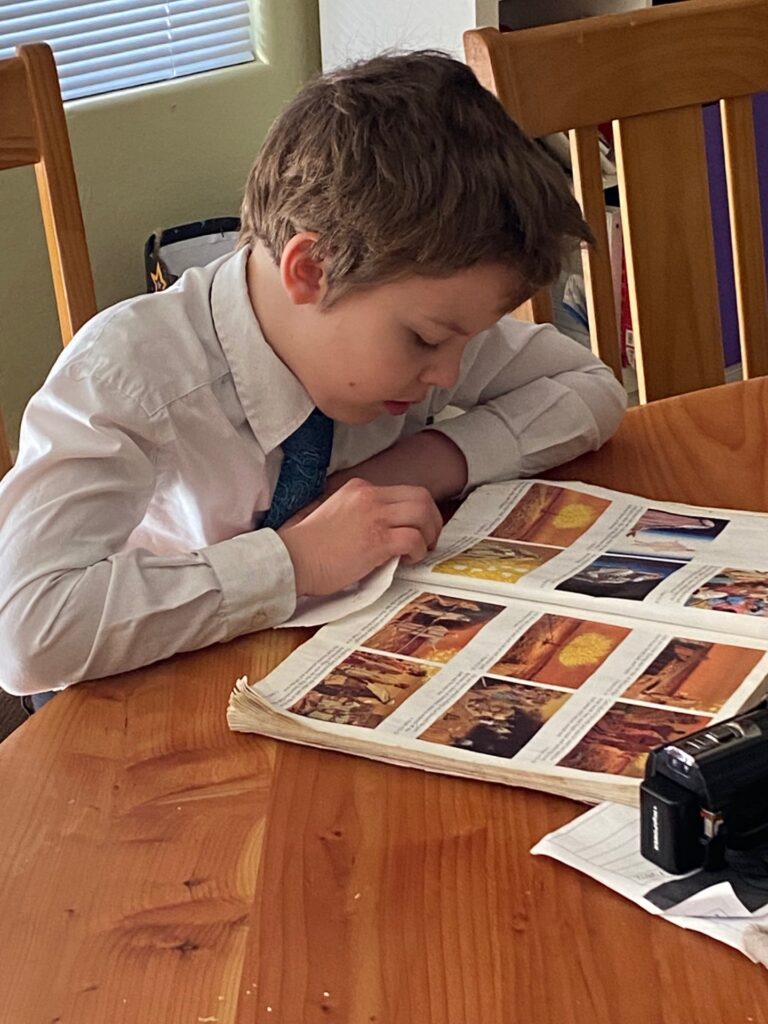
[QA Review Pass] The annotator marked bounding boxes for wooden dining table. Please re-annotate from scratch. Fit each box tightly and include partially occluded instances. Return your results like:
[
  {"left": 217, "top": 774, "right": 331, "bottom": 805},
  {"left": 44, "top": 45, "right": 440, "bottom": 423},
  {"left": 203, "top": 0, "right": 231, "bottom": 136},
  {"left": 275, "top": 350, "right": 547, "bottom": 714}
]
[{"left": 2, "top": 377, "right": 768, "bottom": 1023}]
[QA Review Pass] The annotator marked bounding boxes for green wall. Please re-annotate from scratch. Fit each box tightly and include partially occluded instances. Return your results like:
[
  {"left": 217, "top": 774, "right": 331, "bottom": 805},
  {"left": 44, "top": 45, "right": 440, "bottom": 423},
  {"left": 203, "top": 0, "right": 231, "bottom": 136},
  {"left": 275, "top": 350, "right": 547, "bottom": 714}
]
[{"left": 0, "top": 0, "right": 320, "bottom": 448}]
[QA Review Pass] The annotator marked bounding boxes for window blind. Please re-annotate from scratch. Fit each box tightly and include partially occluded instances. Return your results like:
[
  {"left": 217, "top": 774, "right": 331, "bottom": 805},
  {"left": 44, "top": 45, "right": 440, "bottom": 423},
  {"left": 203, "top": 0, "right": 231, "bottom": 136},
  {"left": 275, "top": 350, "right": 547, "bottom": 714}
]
[{"left": 0, "top": 1, "right": 255, "bottom": 101}]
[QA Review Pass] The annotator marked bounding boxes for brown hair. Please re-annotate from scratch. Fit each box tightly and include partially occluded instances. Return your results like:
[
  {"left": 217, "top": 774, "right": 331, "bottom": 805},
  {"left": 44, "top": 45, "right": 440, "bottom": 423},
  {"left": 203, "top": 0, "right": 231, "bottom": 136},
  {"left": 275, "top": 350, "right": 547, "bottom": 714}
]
[{"left": 239, "top": 51, "right": 592, "bottom": 302}]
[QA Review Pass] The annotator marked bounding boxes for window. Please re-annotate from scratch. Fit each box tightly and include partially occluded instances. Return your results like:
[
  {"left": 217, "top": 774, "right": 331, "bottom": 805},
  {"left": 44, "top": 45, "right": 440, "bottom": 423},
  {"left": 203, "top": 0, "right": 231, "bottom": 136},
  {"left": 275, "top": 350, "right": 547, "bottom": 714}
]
[{"left": 0, "top": 1, "right": 255, "bottom": 101}]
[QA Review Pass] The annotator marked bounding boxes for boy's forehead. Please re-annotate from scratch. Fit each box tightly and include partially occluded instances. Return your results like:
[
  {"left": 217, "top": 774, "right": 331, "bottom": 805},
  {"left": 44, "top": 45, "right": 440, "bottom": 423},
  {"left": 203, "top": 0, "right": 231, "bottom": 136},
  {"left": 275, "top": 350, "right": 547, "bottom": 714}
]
[
  {"left": 329, "top": 262, "right": 525, "bottom": 325},
  {"left": 398, "top": 263, "right": 525, "bottom": 317}
]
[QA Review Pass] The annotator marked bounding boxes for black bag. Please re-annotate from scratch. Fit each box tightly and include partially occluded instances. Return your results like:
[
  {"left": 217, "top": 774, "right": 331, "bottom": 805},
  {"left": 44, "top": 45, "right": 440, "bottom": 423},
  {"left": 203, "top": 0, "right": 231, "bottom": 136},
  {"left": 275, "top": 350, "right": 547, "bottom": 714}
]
[{"left": 144, "top": 217, "right": 241, "bottom": 292}]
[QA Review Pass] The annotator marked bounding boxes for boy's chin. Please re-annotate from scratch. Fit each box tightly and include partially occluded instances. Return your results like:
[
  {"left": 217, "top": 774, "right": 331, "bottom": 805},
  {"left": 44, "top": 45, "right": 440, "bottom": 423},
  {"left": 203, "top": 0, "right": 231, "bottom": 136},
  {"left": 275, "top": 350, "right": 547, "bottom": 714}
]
[{"left": 325, "top": 403, "right": 385, "bottom": 425}]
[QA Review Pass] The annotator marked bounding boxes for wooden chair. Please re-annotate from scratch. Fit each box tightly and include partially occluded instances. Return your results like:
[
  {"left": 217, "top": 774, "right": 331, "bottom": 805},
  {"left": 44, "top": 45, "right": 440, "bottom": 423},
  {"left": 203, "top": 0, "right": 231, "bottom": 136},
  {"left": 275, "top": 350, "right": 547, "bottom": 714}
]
[
  {"left": 0, "top": 42, "right": 96, "bottom": 475},
  {"left": 465, "top": 0, "right": 768, "bottom": 402}
]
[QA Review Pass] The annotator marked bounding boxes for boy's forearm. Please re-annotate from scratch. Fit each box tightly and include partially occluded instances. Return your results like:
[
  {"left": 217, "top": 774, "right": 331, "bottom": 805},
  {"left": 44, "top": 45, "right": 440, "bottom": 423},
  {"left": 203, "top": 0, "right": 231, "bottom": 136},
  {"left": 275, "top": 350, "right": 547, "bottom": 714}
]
[{"left": 327, "top": 429, "right": 468, "bottom": 501}]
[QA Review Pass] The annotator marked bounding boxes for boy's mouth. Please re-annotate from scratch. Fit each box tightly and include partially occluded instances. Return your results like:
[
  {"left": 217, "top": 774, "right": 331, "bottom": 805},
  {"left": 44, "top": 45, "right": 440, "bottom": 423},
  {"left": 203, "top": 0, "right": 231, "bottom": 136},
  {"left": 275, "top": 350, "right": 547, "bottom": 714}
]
[{"left": 383, "top": 401, "right": 412, "bottom": 416}]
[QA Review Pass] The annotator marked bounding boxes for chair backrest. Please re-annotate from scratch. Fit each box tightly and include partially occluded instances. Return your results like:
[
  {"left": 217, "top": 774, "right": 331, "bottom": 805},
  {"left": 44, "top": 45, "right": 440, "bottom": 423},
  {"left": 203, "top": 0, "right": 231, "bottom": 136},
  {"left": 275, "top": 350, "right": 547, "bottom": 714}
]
[
  {"left": 0, "top": 42, "right": 96, "bottom": 475},
  {"left": 465, "top": 0, "right": 768, "bottom": 403}
]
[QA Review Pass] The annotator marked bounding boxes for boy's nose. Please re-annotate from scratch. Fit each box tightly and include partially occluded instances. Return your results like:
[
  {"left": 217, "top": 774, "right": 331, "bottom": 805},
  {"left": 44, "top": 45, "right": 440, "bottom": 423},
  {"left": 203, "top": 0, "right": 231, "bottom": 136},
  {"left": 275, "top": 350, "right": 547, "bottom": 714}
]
[{"left": 419, "top": 348, "right": 463, "bottom": 390}]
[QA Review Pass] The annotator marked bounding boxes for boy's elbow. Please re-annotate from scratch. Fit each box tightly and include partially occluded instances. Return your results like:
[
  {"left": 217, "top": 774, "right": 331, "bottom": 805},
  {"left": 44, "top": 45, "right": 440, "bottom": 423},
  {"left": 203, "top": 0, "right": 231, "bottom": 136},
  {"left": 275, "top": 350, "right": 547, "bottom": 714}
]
[
  {"left": 589, "top": 367, "right": 627, "bottom": 447},
  {"left": 0, "top": 588, "right": 83, "bottom": 696},
  {"left": 0, "top": 627, "right": 69, "bottom": 697},
  {"left": 0, "top": 673, "right": 57, "bottom": 699},
  {"left": 0, "top": 644, "right": 57, "bottom": 697}
]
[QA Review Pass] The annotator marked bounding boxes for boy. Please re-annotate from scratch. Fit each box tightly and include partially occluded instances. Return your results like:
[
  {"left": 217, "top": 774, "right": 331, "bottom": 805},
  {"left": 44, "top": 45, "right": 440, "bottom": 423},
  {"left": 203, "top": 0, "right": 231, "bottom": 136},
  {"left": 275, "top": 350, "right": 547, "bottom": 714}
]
[{"left": 0, "top": 52, "right": 625, "bottom": 700}]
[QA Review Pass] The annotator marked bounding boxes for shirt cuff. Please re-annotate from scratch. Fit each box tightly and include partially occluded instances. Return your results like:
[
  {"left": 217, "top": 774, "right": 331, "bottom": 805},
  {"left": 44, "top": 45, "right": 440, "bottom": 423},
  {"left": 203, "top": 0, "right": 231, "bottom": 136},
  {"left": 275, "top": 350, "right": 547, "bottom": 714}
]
[
  {"left": 429, "top": 408, "right": 523, "bottom": 494},
  {"left": 201, "top": 528, "right": 297, "bottom": 635}
]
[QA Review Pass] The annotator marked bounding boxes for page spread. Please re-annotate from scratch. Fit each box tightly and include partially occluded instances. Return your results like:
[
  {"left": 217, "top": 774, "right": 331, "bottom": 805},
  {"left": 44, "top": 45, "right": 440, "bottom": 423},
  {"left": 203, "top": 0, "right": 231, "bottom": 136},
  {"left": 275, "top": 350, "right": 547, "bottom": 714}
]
[
  {"left": 228, "top": 480, "right": 768, "bottom": 804},
  {"left": 403, "top": 480, "right": 768, "bottom": 640}
]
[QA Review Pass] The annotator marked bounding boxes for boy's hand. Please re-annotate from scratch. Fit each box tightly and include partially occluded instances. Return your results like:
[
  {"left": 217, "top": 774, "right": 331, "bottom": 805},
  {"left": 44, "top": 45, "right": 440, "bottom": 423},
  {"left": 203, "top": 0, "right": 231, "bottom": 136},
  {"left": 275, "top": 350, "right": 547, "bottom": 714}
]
[{"left": 277, "top": 478, "right": 442, "bottom": 596}]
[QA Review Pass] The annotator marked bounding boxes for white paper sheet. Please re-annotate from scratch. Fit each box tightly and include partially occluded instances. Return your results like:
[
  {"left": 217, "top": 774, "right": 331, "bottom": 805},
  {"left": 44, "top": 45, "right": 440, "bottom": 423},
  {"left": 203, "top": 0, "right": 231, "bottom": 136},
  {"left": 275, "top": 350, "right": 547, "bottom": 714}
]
[
  {"left": 278, "top": 557, "right": 399, "bottom": 627},
  {"left": 532, "top": 802, "right": 768, "bottom": 966}
]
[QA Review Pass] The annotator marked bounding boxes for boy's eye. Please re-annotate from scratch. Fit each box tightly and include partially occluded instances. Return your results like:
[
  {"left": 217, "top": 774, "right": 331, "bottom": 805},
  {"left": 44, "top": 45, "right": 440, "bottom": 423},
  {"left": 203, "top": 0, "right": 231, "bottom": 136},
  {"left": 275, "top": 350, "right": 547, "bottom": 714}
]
[{"left": 411, "top": 331, "right": 437, "bottom": 349}]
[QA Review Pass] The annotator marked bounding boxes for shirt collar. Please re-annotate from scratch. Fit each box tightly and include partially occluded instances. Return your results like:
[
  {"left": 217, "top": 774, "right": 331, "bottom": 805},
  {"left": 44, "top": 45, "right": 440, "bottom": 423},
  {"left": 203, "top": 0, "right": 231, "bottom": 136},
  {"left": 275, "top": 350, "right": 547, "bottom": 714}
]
[{"left": 210, "top": 247, "right": 314, "bottom": 454}]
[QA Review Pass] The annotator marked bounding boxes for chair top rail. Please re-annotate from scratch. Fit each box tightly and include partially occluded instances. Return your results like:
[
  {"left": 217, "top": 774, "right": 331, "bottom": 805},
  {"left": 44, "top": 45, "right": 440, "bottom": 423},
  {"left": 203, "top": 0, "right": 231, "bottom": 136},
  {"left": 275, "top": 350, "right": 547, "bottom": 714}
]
[
  {"left": 0, "top": 58, "right": 40, "bottom": 169},
  {"left": 465, "top": 0, "right": 768, "bottom": 137}
]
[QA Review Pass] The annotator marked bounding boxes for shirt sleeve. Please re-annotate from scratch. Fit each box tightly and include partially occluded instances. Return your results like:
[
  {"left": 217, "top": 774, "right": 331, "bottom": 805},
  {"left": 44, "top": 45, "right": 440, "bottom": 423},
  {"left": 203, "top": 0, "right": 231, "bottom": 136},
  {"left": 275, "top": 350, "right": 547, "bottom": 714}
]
[
  {"left": 0, "top": 366, "right": 297, "bottom": 696},
  {"left": 427, "top": 318, "right": 627, "bottom": 491}
]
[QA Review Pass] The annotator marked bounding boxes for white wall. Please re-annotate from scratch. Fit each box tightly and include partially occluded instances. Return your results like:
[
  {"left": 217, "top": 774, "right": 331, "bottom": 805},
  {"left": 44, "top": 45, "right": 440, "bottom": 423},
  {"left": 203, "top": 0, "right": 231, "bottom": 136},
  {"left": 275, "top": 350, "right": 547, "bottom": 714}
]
[
  {"left": 0, "top": 0, "right": 321, "bottom": 447},
  {"left": 319, "top": 0, "right": 498, "bottom": 69}
]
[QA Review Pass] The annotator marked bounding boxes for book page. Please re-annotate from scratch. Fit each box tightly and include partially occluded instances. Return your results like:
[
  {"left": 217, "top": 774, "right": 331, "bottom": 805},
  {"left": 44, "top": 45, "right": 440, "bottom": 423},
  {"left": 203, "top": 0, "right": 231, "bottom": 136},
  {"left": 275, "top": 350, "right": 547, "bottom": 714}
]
[
  {"left": 228, "top": 578, "right": 768, "bottom": 804},
  {"left": 400, "top": 480, "right": 768, "bottom": 641}
]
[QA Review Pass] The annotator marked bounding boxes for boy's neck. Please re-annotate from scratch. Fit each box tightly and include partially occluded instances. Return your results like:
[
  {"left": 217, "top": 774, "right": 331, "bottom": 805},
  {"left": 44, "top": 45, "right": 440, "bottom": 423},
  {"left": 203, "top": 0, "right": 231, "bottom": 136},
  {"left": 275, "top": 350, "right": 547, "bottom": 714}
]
[{"left": 244, "top": 242, "right": 296, "bottom": 366}]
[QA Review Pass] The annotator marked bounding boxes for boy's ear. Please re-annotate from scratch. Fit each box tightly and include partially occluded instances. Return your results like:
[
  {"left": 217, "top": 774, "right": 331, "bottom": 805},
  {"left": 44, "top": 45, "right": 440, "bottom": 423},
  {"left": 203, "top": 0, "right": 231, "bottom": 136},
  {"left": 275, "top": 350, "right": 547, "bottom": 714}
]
[{"left": 280, "top": 232, "right": 329, "bottom": 305}]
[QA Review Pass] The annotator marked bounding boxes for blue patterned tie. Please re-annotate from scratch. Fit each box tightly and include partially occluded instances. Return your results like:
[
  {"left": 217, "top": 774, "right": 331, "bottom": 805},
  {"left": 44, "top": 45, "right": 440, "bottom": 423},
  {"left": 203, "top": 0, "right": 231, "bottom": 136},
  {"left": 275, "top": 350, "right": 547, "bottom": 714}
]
[{"left": 261, "top": 408, "right": 334, "bottom": 530}]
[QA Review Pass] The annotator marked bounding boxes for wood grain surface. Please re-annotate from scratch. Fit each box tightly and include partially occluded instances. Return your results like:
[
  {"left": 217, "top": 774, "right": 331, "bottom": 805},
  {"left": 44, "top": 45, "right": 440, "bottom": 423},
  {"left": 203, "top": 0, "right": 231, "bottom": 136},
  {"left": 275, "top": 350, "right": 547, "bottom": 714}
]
[{"left": 2, "top": 381, "right": 768, "bottom": 1022}]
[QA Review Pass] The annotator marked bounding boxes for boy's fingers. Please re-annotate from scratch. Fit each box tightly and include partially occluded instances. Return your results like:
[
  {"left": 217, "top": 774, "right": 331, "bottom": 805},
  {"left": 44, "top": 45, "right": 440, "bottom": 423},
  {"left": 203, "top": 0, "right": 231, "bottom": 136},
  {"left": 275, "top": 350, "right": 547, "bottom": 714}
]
[
  {"left": 380, "top": 486, "right": 443, "bottom": 533},
  {"left": 379, "top": 488, "right": 442, "bottom": 538},
  {"left": 372, "top": 484, "right": 433, "bottom": 504},
  {"left": 385, "top": 526, "right": 429, "bottom": 565},
  {"left": 381, "top": 498, "right": 441, "bottom": 548},
  {"left": 336, "top": 481, "right": 440, "bottom": 528}
]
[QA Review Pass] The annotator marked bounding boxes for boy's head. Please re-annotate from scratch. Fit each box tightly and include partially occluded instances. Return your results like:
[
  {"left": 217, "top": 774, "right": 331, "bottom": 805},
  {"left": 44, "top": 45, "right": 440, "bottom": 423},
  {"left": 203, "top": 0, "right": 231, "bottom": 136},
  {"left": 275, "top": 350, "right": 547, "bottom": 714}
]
[
  {"left": 240, "top": 50, "right": 591, "bottom": 304},
  {"left": 240, "top": 51, "right": 593, "bottom": 425}
]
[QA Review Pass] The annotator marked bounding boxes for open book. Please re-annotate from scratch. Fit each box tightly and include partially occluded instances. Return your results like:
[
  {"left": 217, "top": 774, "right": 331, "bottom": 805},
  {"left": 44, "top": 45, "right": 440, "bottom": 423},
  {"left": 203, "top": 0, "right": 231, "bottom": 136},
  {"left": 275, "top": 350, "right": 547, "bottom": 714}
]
[{"left": 227, "top": 480, "right": 768, "bottom": 805}]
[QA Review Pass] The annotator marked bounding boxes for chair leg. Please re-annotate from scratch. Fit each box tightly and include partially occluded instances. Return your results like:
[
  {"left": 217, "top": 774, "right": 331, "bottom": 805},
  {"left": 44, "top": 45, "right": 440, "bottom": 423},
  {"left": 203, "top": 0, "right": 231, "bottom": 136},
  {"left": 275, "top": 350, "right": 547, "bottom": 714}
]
[{"left": 0, "top": 413, "right": 12, "bottom": 477}]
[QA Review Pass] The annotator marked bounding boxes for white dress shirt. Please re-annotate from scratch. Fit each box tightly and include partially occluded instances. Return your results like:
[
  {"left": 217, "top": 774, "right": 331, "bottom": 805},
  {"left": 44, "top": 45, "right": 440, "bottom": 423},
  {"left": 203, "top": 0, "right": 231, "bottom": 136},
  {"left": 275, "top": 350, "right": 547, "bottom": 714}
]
[{"left": 0, "top": 248, "right": 625, "bottom": 695}]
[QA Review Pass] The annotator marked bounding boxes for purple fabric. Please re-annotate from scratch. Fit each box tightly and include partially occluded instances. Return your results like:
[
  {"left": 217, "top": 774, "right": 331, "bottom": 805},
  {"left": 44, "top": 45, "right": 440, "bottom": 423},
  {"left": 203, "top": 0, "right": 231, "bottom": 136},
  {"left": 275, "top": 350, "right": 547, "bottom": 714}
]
[{"left": 703, "top": 95, "right": 768, "bottom": 368}]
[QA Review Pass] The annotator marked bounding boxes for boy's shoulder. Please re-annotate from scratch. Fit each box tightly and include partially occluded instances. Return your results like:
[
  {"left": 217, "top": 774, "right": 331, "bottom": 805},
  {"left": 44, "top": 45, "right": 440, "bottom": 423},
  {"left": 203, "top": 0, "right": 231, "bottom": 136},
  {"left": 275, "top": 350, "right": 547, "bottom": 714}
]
[{"left": 53, "top": 255, "right": 237, "bottom": 416}]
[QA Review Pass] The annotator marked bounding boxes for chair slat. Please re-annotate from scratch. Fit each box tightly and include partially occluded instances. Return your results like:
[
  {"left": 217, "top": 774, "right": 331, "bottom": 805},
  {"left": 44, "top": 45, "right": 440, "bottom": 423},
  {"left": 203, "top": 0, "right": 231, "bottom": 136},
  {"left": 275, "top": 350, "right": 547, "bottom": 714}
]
[
  {"left": 529, "top": 290, "right": 554, "bottom": 323},
  {"left": 0, "top": 59, "right": 39, "bottom": 169},
  {"left": 721, "top": 94, "right": 768, "bottom": 378},
  {"left": 0, "top": 414, "right": 11, "bottom": 479},
  {"left": 510, "top": 297, "right": 536, "bottom": 324},
  {"left": 0, "top": 43, "right": 97, "bottom": 470},
  {"left": 511, "top": 291, "right": 553, "bottom": 325},
  {"left": 569, "top": 125, "right": 622, "bottom": 380},
  {"left": 20, "top": 45, "right": 96, "bottom": 344},
  {"left": 615, "top": 106, "right": 725, "bottom": 402}
]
